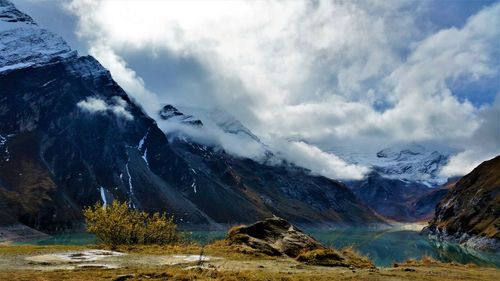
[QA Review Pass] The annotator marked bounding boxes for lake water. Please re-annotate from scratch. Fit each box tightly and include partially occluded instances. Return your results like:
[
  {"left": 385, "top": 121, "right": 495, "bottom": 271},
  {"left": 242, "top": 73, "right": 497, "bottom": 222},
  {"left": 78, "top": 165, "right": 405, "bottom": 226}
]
[{"left": 17, "top": 228, "right": 500, "bottom": 268}]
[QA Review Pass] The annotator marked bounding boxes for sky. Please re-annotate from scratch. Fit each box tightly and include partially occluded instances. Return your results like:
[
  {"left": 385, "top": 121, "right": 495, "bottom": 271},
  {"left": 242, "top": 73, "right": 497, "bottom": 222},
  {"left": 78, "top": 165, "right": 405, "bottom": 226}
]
[{"left": 13, "top": 0, "right": 500, "bottom": 180}]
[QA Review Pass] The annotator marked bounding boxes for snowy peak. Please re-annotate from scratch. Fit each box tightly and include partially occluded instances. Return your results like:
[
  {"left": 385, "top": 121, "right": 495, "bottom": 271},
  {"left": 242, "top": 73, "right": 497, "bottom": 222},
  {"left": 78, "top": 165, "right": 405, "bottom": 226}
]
[
  {"left": 376, "top": 144, "right": 428, "bottom": 160},
  {"left": 0, "top": 0, "right": 35, "bottom": 25},
  {"left": 338, "top": 143, "right": 454, "bottom": 186},
  {"left": 159, "top": 105, "right": 203, "bottom": 126},
  {"left": 171, "top": 105, "right": 261, "bottom": 142},
  {"left": 158, "top": 104, "right": 262, "bottom": 143},
  {"left": 0, "top": 0, "right": 76, "bottom": 73},
  {"left": 372, "top": 144, "right": 453, "bottom": 186}
]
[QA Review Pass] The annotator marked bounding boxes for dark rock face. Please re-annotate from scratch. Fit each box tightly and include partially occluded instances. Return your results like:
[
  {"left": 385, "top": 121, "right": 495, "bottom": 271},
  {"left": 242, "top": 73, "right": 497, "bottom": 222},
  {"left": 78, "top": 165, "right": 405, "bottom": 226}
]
[
  {"left": 0, "top": 57, "right": 382, "bottom": 231},
  {"left": 225, "top": 217, "right": 324, "bottom": 257},
  {"left": 167, "top": 139, "right": 383, "bottom": 225},
  {"left": 0, "top": 1, "right": 383, "bottom": 232},
  {"left": 425, "top": 156, "right": 500, "bottom": 251},
  {"left": 347, "top": 172, "right": 448, "bottom": 222},
  {"left": 0, "top": 57, "right": 212, "bottom": 231}
]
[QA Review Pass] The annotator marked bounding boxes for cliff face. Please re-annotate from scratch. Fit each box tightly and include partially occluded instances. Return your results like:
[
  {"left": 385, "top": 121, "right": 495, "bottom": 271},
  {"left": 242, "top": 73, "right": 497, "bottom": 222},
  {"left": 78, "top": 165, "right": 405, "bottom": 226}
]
[
  {"left": 0, "top": 1, "right": 383, "bottom": 233},
  {"left": 425, "top": 156, "right": 500, "bottom": 251}
]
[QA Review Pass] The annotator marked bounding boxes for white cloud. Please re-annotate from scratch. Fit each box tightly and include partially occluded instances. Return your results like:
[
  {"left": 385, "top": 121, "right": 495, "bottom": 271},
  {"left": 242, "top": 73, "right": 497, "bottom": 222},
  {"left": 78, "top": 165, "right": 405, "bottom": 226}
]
[
  {"left": 66, "top": 0, "right": 500, "bottom": 179},
  {"left": 77, "top": 96, "right": 107, "bottom": 112},
  {"left": 159, "top": 119, "right": 269, "bottom": 161},
  {"left": 88, "top": 44, "right": 159, "bottom": 115},
  {"left": 440, "top": 94, "right": 500, "bottom": 177},
  {"left": 77, "top": 96, "right": 133, "bottom": 120},
  {"left": 271, "top": 140, "right": 370, "bottom": 180}
]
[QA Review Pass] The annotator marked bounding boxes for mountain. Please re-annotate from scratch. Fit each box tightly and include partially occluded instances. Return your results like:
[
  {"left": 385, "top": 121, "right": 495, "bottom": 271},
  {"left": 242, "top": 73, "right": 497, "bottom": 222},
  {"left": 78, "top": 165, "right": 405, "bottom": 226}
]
[
  {"left": 0, "top": 1, "right": 382, "bottom": 233},
  {"left": 339, "top": 144, "right": 453, "bottom": 187},
  {"left": 424, "top": 155, "right": 500, "bottom": 251},
  {"left": 347, "top": 172, "right": 449, "bottom": 222},
  {"left": 341, "top": 145, "right": 454, "bottom": 221},
  {"left": 159, "top": 105, "right": 203, "bottom": 127}
]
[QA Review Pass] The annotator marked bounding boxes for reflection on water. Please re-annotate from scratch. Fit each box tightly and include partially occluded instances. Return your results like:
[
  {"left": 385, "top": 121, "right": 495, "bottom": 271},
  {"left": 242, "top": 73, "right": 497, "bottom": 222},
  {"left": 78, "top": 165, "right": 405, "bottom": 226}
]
[
  {"left": 17, "top": 228, "right": 500, "bottom": 268},
  {"left": 307, "top": 228, "right": 500, "bottom": 267}
]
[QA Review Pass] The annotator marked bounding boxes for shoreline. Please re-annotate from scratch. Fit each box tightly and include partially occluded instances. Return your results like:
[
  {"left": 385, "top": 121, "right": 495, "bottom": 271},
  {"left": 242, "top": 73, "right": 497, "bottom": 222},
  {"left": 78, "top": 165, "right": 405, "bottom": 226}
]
[{"left": 0, "top": 224, "right": 50, "bottom": 245}]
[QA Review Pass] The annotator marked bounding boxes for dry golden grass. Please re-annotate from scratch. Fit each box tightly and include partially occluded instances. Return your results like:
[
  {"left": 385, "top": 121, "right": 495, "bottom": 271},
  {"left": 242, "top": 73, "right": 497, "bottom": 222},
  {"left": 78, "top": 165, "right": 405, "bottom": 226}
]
[
  {"left": 0, "top": 244, "right": 88, "bottom": 255},
  {"left": 0, "top": 262, "right": 499, "bottom": 281},
  {"left": 296, "top": 247, "right": 374, "bottom": 268},
  {"left": 0, "top": 244, "right": 499, "bottom": 281}
]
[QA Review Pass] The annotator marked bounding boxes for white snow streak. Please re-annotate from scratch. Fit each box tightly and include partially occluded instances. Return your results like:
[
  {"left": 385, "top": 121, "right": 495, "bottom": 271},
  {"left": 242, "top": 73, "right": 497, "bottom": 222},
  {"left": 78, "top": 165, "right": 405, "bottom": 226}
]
[
  {"left": 99, "top": 186, "right": 107, "bottom": 206},
  {"left": 42, "top": 79, "right": 56, "bottom": 87},
  {"left": 125, "top": 161, "right": 133, "bottom": 195},
  {"left": 138, "top": 129, "right": 149, "bottom": 150},
  {"left": 141, "top": 148, "right": 149, "bottom": 167},
  {"left": 191, "top": 181, "right": 197, "bottom": 194}
]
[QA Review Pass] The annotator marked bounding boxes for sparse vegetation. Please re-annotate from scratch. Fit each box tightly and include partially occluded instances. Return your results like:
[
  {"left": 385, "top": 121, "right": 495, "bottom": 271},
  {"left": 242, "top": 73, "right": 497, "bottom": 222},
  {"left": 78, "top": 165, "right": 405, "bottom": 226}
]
[
  {"left": 84, "top": 201, "right": 178, "bottom": 247},
  {"left": 1, "top": 244, "right": 499, "bottom": 281}
]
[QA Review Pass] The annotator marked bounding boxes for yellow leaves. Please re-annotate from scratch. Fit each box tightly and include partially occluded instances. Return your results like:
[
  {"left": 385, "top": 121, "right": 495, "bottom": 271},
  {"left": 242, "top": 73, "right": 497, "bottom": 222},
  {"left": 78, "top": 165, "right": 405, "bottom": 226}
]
[{"left": 83, "top": 201, "right": 178, "bottom": 247}]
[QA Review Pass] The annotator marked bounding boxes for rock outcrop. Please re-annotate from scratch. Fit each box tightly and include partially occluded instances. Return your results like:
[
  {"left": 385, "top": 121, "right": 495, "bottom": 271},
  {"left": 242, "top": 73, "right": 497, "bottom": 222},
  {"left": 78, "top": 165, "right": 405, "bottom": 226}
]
[
  {"left": 226, "top": 217, "right": 324, "bottom": 257},
  {"left": 225, "top": 217, "right": 375, "bottom": 268}
]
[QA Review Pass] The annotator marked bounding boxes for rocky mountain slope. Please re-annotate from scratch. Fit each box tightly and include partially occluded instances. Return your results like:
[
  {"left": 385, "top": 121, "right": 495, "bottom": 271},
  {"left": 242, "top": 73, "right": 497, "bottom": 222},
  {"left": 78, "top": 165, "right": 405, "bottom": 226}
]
[
  {"left": 425, "top": 155, "right": 500, "bottom": 251},
  {"left": 347, "top": 172, "right": 450, "bottom": 222},
  {"left": 0, "top": 1, "right": 382, "bottom": 233}
]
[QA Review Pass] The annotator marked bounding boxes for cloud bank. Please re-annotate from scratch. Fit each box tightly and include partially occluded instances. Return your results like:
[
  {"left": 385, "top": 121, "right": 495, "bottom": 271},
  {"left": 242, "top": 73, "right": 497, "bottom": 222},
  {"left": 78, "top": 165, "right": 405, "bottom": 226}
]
[
  {"left": 77, "top": 96, "right": 133, "bottom": 120},
  {"left": 66, "top": 0, "right": 500, "bottom": 179}
]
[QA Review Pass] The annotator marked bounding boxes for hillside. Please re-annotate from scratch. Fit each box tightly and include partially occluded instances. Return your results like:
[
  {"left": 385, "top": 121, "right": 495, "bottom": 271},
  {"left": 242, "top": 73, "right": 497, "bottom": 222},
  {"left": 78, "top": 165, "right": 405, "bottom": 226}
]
[{"left": 425, "top": 155, "right": 500, "bottom": 250}]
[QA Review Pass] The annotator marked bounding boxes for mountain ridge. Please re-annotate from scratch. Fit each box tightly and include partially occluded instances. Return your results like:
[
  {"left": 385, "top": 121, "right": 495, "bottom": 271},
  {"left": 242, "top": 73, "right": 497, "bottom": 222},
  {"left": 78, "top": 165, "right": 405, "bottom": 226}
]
[
  {"left": 424, "top": 155, "right": 500, "bottom": 251},
  {"left": 0, "top": 0, "right": 383, "bottom": 233}
]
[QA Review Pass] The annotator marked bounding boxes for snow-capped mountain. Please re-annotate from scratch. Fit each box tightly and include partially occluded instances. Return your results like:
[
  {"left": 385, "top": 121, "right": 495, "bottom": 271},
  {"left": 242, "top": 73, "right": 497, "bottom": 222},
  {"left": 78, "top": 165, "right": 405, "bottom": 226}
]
[
  {"left": 339, "top": 144, "right": 456, "bottom": 221},
  {"left": 0, "top": 1, "right": 382, "bottom": 232},
  {"left": 159, "top": 105, "right": 204, "bottom": 127},
  {"left": 160, "top": 104, "right": 261, "bottom": 142},
  {"left": 337, "top": 143, "right": 455, "bottom": 187},
  {"left": 0, "top": 1, "right": 75, "bottom": 73},
  {"left": 372, "top": 145, "right": 453, "bottom": 186}
]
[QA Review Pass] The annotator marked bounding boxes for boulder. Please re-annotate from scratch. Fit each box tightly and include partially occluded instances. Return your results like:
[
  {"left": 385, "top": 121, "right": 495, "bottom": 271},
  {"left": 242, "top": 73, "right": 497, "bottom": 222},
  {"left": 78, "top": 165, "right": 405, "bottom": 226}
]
[
  {"left": 226, "top": 217, "right": 375, "bottom": 268},
  {"left": 225, "top": 217, "right": 324, "bottom": 257}
]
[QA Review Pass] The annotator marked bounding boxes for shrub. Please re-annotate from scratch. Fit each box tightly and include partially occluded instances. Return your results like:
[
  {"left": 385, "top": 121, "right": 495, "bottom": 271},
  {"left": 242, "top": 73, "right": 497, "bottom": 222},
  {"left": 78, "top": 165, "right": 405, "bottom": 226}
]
[{"left": 84, "top": 201, "right": 178, "bottom": 247}]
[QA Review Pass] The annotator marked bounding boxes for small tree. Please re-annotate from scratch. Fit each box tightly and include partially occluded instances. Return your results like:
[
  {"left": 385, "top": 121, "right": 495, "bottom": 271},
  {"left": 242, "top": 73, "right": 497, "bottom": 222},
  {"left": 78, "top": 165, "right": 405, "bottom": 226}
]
[{"left": 84, "top": 201, "right": 178, "bottom": 247}]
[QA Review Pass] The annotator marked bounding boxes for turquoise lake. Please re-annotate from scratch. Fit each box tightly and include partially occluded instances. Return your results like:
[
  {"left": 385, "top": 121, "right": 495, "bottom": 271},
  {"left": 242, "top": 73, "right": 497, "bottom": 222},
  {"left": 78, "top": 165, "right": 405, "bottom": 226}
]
[{"left": 19, "top": 228, "right": 500, "bottom": 268}]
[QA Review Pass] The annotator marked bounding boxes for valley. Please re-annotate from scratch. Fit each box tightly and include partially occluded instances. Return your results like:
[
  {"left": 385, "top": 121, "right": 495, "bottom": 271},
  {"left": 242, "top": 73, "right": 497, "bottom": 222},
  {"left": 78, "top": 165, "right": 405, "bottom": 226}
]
[{"left": 0, "top": 0, "right": 499, "bottom": 280}]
